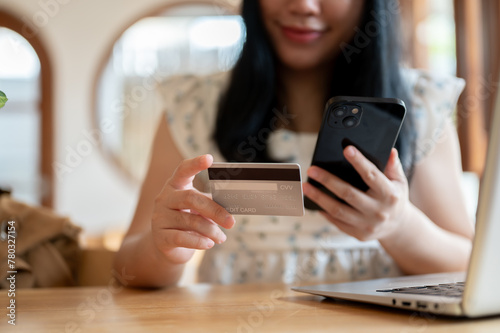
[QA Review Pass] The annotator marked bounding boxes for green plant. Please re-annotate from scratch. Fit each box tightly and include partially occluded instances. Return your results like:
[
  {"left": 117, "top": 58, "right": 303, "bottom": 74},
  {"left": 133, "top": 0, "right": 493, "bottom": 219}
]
[{"left": 0, "top": 90, "right": 7, "bottom": 109}]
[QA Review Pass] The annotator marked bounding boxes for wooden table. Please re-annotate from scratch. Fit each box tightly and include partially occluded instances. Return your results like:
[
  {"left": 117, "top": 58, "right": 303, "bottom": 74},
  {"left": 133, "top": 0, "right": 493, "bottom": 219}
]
[{"left": 1, "top": 283, "right": 500, "bottom": 332}]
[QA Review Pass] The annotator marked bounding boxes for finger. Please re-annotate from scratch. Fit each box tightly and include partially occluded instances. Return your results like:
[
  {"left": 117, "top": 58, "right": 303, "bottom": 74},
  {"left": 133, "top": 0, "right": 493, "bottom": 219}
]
[
  {"left": 302, "top": 182, "right": 364, "bottom": 229},
  {"left": 167, "top": 189, "right": 235, "bottom": 229},
  {"left": 343, "top": 146, "right": 393, "bottom": 197},
  {"left": 306, "top": 166, "right": 376, "bottom": 211},
  {"left": 318, "top": 211, "right": 367, "bottom": 241},
  {"left": 384, "top": 149, "right": 406, "bottom": 182},
  {"left": 166, "top": 211, "right": 227, "bottom": 244},
  {"left": 162, "top": 229, "right": 215, "bottom": 250},
  {"left": 169, "top": 154, "right": 213, "bottom": 189}
]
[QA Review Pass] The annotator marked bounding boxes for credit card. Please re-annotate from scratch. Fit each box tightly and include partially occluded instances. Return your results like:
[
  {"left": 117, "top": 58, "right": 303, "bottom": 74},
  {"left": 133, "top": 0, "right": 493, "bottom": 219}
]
[{"left": 208, "top": 162, "right": 305, "bottom": 216}]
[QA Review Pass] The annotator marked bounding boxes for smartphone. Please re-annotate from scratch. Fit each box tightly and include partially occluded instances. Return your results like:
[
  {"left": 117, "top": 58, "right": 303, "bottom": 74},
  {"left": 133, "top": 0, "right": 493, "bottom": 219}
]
[{"left": 304, "top": 96, "right": 406, "bottom": 211}]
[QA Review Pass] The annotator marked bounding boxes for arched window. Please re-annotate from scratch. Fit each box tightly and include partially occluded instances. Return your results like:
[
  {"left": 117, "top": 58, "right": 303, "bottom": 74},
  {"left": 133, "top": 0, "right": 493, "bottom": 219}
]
[
  {"left": 94, "top": 2, "right": 244, "bottom": 183},
  {"left": 0, "top": 10, "right": 53, "bottom": 207}
]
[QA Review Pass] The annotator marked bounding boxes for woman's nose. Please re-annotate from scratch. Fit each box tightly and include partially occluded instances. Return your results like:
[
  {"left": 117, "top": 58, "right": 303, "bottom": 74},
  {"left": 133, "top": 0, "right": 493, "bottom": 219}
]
[{"left": 287, "top": 0, "right": 321, "bottom": 16}]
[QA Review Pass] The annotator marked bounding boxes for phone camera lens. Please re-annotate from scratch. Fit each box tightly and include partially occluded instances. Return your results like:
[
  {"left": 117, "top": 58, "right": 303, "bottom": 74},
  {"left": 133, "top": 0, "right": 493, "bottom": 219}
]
[
  {"left": 333, "top": 107, "right": 346, "bottom": 117},
  {"left": 342, "top": 116, "right": 358, "bottom": 128}
]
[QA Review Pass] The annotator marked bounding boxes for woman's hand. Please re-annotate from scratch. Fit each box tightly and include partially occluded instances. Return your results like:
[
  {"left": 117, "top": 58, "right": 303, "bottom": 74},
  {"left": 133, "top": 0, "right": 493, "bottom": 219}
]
[
  {"left": 303, "top": 146, "right": 409, "bottom": 242},
  {"left": 151, "top": 154, "right": 235, "bottom": 265}
]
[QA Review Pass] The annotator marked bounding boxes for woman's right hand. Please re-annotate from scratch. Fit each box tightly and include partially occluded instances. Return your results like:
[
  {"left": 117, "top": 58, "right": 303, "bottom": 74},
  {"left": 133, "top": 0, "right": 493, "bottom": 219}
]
[{"left": 151, "top": 154, "right": 235, "bottom": 265}]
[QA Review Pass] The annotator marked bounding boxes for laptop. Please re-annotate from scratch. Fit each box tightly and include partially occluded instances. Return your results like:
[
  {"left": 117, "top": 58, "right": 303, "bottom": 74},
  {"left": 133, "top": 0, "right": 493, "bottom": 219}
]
[{"left": 292, "top": 87, "right": 500, "bottom": 318}]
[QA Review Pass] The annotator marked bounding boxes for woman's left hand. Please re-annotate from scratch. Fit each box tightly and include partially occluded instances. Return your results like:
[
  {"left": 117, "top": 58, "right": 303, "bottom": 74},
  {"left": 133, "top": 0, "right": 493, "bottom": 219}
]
[{"left": 303, "top": 145, "right": 410, "bottom": 242}]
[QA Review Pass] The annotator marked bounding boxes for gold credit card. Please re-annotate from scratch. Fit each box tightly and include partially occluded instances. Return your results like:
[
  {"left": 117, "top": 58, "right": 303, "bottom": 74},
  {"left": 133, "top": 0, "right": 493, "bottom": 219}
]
[{"left": 208, "top": 162, "right": 305, "bottom": 216}]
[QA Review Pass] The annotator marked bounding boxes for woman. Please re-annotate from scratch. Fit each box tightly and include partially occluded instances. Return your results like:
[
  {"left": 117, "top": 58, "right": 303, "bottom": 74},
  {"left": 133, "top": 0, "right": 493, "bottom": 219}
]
[{"left": 114, "top": 0, "right": 473, "bottom": 287}]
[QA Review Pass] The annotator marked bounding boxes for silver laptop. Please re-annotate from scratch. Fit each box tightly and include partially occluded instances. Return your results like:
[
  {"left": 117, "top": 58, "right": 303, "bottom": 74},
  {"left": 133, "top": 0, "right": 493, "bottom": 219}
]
[{"left": 293, "top": 88, "right": 500, "bottom": 318}]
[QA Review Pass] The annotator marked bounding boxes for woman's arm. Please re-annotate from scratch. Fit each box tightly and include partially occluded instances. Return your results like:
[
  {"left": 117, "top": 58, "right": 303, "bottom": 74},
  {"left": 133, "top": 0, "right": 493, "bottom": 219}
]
[
  {"left": 378, "top": 202, "right": 472, "bottom": 274},
  {"left": 113, "top": 116, "right": 233, "bottom": 288},
  {"left": 113, "top": 116, "right": 182, "bottom": 287},
  {"left": 382, "top": 121, "right": 474, "bottom": 274},
  {"left": 303, "top": 122, "right": 474, "bottom": 274},
  {"left": 409, "top": 122, "right": 474, "bottom": 239}
]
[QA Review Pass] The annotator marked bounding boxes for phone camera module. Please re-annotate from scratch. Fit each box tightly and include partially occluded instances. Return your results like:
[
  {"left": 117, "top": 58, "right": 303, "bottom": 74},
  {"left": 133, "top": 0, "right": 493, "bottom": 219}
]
[
  {"left": 342, "top": 116, "right": 358, "bottom": 128},
  {"left": 327, "top": 103, "right": 363, "bottom": 128}
]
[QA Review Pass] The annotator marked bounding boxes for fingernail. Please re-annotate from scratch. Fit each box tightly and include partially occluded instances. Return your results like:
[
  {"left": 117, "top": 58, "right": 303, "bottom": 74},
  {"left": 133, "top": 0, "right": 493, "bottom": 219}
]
[
  {"left": 219, "top": 232, "right": 227, "bottom": 244},
  {"left": 308, "top": 168, "right": 319, "bottom": 179},
  {"left": 345, "top": 146, "right": 356, "bottom": 158},
  {"left": 205, "top": 239, "right": 215, "bottom": 248},
  {"left": 203, "top": 154, "right": 213, "bottom": 166},
  {"left": 225, "top": 215, "right": 235, "bottom": 227}
]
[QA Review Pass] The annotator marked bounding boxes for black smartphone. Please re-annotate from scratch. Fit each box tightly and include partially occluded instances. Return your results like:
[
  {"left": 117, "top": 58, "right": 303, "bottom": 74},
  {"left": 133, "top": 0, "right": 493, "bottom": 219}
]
[{"left": 304, "top": 96, "right": 406, "bottom": 211}]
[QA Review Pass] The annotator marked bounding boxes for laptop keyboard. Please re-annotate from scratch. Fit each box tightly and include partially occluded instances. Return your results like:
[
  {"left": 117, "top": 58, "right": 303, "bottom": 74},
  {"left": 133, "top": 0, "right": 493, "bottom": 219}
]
[{"left": 376, "top": 282, "right": 465, "bottom": 298}]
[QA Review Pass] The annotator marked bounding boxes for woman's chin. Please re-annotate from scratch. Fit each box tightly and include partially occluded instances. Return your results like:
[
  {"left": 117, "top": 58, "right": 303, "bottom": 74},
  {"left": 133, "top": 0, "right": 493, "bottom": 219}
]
[
  {"left": 280, "top": 57, "right": 328, "bottom": 72},
  {"left": 272, "top": 47, "right": 332, "bottom": 72}
]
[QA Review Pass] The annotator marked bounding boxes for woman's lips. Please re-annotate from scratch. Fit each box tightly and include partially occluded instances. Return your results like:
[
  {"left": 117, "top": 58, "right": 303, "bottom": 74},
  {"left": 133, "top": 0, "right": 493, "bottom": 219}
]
[{"left": 281, "top": 26, "right": 323, "bottom": 44}]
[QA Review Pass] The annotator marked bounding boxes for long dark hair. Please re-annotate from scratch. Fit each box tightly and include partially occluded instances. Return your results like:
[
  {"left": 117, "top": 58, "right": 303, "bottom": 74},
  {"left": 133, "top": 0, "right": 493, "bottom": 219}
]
[{"left": 214, "top": 0, "right": 416, "bottom": 177}]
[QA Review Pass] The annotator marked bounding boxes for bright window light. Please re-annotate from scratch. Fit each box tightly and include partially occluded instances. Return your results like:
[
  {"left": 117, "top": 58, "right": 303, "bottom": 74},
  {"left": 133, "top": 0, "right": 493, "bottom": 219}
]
[
  {"left": 189, "top": 16, "right": 244, "bottom": 49},
  {"left": 0, "top": 28, "right": 40, "bottom": 79}
]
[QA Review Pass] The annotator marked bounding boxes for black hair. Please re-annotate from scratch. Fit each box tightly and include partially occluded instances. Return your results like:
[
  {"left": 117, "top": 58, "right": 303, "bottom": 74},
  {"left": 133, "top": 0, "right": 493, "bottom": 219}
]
[{"left": 214, "top": 0, "right": 416, "bottom": 177}]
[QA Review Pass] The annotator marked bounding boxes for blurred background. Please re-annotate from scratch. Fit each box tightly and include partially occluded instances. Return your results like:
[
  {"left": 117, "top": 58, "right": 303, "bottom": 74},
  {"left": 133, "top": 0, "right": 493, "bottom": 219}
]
[{"left": 0, "top": 0, "right": 498, "bottom": 272}]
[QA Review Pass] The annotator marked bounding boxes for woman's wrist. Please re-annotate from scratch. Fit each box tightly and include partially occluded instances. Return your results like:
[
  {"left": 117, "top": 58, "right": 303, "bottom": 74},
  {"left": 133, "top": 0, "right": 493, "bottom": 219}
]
[
  {"left": 116, "top": 229, "right": 187, "bottom": 288},
  {"left": 378, "top": 200, "right": 414, "bottom": 246}
]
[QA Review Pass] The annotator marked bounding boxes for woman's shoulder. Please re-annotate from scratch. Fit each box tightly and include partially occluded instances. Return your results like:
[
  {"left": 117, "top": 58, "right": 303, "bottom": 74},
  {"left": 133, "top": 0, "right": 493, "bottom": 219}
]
[
  {"left": 157, "top": 71, "right": 230, "bottom": 105},
  {"left": 401, "top": 68, "right": 466, "bottom": 161},
  {"left": 156, "top": 71, "right": 231, "bottom": 160},
  {"left": 402, "top": 68, "right": 465, "bottom": 113}
]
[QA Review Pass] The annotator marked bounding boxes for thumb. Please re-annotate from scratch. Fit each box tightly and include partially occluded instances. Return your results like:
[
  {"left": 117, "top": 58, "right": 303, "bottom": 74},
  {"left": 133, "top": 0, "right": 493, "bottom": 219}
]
[
  {"left": 384, "top": 149, "right": 406, "bottom": 182},
  {"left": 169, "top": 154, "right": 213, "bottom": 189}
]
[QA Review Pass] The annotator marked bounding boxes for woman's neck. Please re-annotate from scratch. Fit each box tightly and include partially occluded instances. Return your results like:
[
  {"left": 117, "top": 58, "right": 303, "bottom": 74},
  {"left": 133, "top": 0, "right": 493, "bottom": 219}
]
[{"left": 277, "top": 64, "right": 333, "bottom": 133}]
